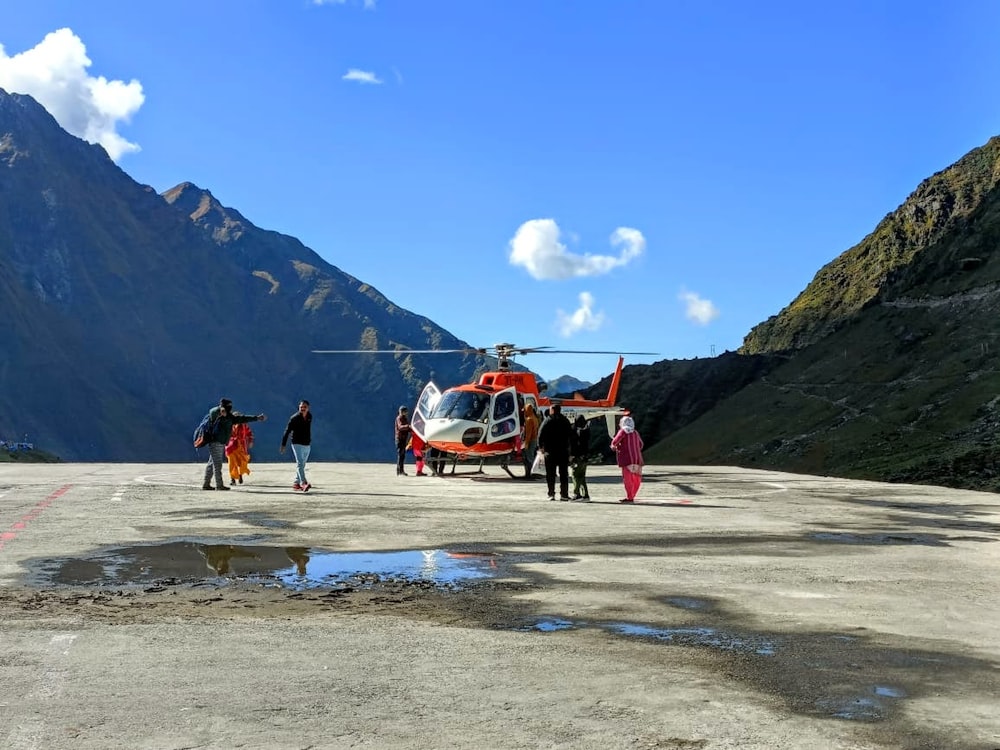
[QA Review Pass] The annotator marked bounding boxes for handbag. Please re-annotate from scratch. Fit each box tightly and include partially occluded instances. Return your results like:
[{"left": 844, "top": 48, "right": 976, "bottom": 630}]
[{"left": 530, "top": 451, "right": 545, "bottom": 475}]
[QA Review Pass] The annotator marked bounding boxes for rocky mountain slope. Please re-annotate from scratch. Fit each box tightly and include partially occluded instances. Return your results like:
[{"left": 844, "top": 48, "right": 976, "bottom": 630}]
[
  {"left": 0, "top": 89, "right": 487, "bottom": 462},
  {"left": 628, "top": 138, "right": 1000, "bottom": 491}
]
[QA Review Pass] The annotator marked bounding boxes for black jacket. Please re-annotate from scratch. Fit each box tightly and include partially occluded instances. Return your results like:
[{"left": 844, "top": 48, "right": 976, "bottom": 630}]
[
  {"left": 205, "top": 407, "right": 260, "bottom": 446},
  {"left": 538, "top": 413, "right": 573, "bottom": 459},
  {"left": 281, "top": 412, "right": 312, "bottom": 447},
  {"left": 572, "top": 423, "right": 591, "bottom": 458}
]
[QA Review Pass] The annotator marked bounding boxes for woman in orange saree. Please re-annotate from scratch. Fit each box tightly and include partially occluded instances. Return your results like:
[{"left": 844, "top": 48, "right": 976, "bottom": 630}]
[{"left": 226, "top": 422, "right": 254, "bottom": 485}]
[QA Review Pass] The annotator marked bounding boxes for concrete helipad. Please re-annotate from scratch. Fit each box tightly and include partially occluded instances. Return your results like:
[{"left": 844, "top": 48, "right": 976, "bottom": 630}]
[{"left": 1, "top": 461, "right": 998, "bottom": 749}]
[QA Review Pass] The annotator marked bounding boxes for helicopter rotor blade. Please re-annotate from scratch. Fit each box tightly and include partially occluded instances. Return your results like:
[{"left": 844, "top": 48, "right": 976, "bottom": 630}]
[
  {"left": 518, "top": 349, "right": 660, "bottom": 356},
  {"left": 311, "top": 345, "right": 659, "bottom": 357},
  {"left": 311, "top": 349, "right": 480, "bottom": 355}
]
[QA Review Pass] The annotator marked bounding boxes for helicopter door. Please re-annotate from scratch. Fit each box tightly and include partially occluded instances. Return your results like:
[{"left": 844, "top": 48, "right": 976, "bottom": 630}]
[
  {"left": 411, "top": 381, "right": 442, "bottom": 441},
  {"left": 486, "top": 386, "right": 520, "bottom": 444}
]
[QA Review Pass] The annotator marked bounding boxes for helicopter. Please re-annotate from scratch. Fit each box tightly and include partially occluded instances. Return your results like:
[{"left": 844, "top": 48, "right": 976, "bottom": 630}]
[{"left": 311, "top": 343, "right": 657, "bottom": 477}]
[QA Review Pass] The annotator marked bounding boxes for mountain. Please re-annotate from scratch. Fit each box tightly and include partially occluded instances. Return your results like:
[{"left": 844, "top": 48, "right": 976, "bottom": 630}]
[
  {"left": 613, "top": 136, "right": 1000, "bottom": 491},
  {"left": 6, "top": 85, "right": 1000, "bottom": 491},
  {"left": 0, "top": 89, "right": 488, "bottom": 462},
  {"left": 742, "top": 137, "right": 1000, "bottom": 355},
  {"left": 547, "top": 375, "right": 592, "bottom": 396}
]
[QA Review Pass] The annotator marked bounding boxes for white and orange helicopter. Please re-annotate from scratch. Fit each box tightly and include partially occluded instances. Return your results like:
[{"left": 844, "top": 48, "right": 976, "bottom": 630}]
[{"left": 312, "top": 343, "right": 656, "bottom": 477}]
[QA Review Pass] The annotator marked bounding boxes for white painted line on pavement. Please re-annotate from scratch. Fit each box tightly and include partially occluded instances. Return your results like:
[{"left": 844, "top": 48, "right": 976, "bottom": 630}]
[{"left": 135, "top": 473, "right": 195, "bottom": 487}]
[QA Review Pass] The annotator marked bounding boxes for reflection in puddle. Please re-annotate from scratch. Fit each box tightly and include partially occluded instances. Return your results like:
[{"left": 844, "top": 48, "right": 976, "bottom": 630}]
[
  {"left": 514, "top": 617, "right": 576, "bottom": 632},
  {"left": 28, "top": 542, "right": 501, "bottom": 590},
  {"left": 873, "top": 685, "right": 906, "bottom": 698}
]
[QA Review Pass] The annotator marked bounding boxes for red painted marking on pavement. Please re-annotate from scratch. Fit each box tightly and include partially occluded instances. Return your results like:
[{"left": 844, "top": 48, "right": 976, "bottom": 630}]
[{"left": 0, "top": 484, "right": 73, "bottom": 552}]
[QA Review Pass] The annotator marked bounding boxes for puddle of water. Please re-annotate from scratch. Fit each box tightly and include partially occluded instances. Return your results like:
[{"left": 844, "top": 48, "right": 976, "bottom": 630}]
[
  {"left": 27, "top": 542, "right": 502, "bottom": 590},
  {"left": 605, "top": 622, "right": 776, "bottom": 656},
  {"left": 514, "top": 617, "right": 576, "bottom": 632},
  {"left": 664, "top": 596, "right": 711, "bottom": 611},
  {"left": 815, "top": 684, "right": 907, "bottom": 721},
  {"left": 817, "top": 695, "right": 886, "bottom": 721},
  {"left": 873, "top": 685, "right": 906, "bottom": 698},
  {"left": 508, "top": 617, "right": 775, "bottom": 656}
]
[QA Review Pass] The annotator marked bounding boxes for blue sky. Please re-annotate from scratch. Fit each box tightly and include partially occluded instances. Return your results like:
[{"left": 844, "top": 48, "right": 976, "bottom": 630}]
[{"left": 2, "top": 1, "right": 999, "bottom": 383}]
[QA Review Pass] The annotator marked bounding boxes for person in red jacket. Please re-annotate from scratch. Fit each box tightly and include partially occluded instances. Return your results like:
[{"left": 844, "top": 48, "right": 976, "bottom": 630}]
[{"left": 411, "top": 431, "right": 427, "bottom": 476}]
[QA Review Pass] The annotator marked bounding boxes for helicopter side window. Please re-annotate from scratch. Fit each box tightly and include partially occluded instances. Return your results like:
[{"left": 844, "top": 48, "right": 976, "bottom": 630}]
[
  {"left": 490, "top": 420, "right": 515, "bottom": 437},
  {"left": 417, "top": 387, "right": 439, "bottom": 415},
  {"left": 493, "top": 392, "right": 515, "bottom": 420},
  {"left": 488, "top": 391, "right": 518, "bottom": 439}
]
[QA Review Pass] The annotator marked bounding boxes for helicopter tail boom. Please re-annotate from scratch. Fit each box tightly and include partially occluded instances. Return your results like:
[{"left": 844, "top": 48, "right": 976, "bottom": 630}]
[
  {"left": 604, "top": 355, "right": 624, "bottom": 406},
  {"left": 556, "top": 356, "right": 624, "bottom": 409}
]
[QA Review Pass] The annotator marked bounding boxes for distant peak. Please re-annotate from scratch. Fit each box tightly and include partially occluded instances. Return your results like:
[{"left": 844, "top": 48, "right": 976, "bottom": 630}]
[
  {"left": 163, "top": 181, "right": 224, "bottom": 220},
  {"left": 162, "top": 182, "right": 249, "bottom": 240},
  {"left": 163, "top": 181, "right": 212, "bottom": 207}
]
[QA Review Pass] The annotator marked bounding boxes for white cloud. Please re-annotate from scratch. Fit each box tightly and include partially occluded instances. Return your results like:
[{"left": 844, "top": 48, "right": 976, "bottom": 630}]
[
  {"left": 508, "top": 219, "right": 645, "bottom": 281},
  {"left": 679, "top": 290, "right": 720, "bottom": 325},
  {"left": 342, "top": 69, "right": 383, "bottom": 85},
  {"left": 0, "top": 28, "right": 144, "bottom": 162},
  {"left": 556, "top": 292, "right": 606, "bottom": 337}
]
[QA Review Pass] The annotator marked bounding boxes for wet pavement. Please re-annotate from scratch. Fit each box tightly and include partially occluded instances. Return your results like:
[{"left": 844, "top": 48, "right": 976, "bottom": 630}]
[{"left": 27, "top": 542, "right": 505, "bottom": 590}]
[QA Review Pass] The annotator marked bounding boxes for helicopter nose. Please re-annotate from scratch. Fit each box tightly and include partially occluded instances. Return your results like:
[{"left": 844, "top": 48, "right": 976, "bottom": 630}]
[{"left": 423, "top": 418, "right": 485, "bottom": 447}]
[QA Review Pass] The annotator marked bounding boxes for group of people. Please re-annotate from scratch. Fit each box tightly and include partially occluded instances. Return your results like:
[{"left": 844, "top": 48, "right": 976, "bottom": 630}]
[
  {"left": 198, "top": 396, "right": 644, "bottom": 503},
  {"left": 394, "top": 405, "right": 446, "bottom": 476},
  {"left": 535, "top": 405, "right": 645, "bottom": 503},
  {"left": 197, "top": 397, "right": 313, "bottom": 492}
]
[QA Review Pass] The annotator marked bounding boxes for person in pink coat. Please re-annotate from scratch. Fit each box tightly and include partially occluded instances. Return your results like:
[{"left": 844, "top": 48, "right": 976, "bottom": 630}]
[{"left": 610, "top": 415, "right": 644, "bottom": 503}]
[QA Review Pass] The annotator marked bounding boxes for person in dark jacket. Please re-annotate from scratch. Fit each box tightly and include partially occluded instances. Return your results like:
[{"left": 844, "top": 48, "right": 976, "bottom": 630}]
[
  {"left": 394, "top": 406, "right": 412, "bottom": 475},
  {"left": 571, "top": 414, "right": 592, "bottom": 501},
  {"left": 537, "top": 403, "right": 574, "bottom": 500},
  {"left": 201, "top": 398, "right": 266, "bottom": 491},
  {"left": 280, "top": 400, "right": 313, "bottom": 491}
]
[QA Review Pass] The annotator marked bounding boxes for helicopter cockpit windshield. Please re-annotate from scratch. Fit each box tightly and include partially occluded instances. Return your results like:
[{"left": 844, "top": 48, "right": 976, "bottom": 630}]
[{"left": 431, "top": 391, "right": 491, "bottom": 423}]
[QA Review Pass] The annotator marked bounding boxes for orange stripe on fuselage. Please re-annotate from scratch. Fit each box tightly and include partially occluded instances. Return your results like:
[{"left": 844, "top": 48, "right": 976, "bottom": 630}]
[{"left": 427, "top": 441, "right": 516, "bottom": 459}]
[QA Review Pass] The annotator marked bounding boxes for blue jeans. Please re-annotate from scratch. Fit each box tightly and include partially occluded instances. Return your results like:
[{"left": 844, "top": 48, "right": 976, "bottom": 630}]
[{"left": 291, "top": 443, "right": 311, "bottom": 485}]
